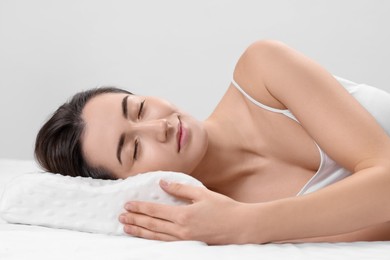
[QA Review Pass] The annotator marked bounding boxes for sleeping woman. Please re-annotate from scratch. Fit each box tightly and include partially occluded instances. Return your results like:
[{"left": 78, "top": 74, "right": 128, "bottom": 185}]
[{"left": 35, "top": 40, "right": 390, "bottom": 244}]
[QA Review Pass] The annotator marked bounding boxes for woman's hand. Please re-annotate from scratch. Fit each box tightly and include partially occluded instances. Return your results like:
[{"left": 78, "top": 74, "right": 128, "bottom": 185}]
[{"left": 119, "top": 180, "right": 257, "bottom": 245}]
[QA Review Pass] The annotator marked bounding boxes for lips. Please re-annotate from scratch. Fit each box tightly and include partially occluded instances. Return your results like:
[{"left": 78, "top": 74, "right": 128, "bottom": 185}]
[{"left": 176, "top": 115, "right": 189, "bottom": 153}]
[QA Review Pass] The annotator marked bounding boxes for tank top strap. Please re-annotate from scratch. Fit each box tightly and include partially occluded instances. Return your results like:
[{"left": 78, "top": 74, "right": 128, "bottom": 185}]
[
  {"left": 231, "top": 79, "right": 298, "bottom": 122},
  {"left": 231, "top": 78, "right": 356, "bottom": 195}
]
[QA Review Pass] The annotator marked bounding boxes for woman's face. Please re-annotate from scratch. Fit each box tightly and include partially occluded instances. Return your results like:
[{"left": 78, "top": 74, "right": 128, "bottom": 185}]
[{"left": 81, "top": 92, "right": 208, "bottom": 179}]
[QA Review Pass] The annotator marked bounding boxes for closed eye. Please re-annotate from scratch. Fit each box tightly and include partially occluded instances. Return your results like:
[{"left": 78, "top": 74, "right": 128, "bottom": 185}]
[
  {"left": 137, "top": 99, "right": 145, "bottom": 119},
  {"left": 133, "top": 138, "right": 139, "bottom": 160}
]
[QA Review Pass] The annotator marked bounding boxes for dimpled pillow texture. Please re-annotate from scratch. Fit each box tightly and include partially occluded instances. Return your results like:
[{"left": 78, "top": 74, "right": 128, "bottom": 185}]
[{"left": 0, "top": 171, "right": 203, "bottom": 235}]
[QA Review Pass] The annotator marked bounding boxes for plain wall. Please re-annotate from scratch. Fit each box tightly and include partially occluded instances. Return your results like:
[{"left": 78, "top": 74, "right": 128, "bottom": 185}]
[{"left": 1, "top": 0, "right": 389, "bottom": 159}]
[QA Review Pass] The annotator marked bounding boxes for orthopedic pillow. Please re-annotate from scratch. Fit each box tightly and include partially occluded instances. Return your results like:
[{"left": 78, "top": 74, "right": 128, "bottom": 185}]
[{"left": 0, "top": 171, "right": 203, "bottom": 235}]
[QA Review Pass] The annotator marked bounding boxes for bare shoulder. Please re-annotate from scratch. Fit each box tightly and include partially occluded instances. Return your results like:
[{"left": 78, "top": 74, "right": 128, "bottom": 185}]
[
  {"left": 233, "top": 40, "right": 288, "bottom": 110},
  {"left": 233, "top": 39, "right": 390, "bottom": 171}
]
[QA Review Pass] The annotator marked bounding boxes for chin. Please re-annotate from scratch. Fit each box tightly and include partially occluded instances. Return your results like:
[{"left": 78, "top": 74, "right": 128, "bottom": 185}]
[{"left": 188, "top": 137, "right": 208, "bottom": 174}]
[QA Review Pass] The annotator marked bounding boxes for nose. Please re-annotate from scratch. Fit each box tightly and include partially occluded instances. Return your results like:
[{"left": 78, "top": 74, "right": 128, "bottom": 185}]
[{"left": 129, "top": 118, "right": 172, "bottom": 142}]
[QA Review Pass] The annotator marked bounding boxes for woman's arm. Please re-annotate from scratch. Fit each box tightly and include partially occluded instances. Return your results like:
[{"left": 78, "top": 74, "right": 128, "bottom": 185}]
[
  {"left": 233, "top": 40, "right": 390, "bottom": 242},
  {"left": 119, "top": 40, "right": 390, "bottom": 244}
]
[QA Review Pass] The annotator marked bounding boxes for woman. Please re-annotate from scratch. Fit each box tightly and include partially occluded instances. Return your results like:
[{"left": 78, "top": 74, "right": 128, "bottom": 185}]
[{"left": 35, "top": 40, "right": 390, "bottom": 244}]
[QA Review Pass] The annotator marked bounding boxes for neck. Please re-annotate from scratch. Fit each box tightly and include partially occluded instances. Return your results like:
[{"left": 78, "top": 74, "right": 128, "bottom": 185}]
[{"left": 189, "top": 118, "right": 244, "bottom": 188}]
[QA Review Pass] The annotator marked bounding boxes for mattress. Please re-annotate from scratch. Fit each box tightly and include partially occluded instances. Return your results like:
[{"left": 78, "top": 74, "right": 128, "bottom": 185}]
[{"left": 1, "top": 159, "right": 389, "bottom": 260}]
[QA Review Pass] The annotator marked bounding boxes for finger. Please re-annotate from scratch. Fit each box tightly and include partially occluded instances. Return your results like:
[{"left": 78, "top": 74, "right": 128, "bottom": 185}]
[
  {"left": 124, "top": 224, "right": 179, "bottom": 242},
  {"left": 125, "top": 201, "right": 178, "bottom": 222},
  {"left": 160, "top": 180, "right": 206, "bottom": 202},
  {"left": 119, "top": 212, "right": 179, "bottom": 237}
]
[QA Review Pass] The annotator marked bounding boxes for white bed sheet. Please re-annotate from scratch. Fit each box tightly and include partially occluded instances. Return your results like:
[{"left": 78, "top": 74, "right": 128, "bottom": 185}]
[{"left": 1, "top": 159, "right": 390, "bottom": 260}]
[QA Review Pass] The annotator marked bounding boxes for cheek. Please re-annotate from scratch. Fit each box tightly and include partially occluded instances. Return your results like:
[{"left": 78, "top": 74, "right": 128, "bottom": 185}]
[{"left": 136, "top": 145, "right": 185, "bottom": 173}]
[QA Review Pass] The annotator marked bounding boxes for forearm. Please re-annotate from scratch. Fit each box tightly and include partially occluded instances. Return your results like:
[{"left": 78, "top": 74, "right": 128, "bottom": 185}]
[{"left": 246, "top": 165, "right": 390, "bottom": 243}]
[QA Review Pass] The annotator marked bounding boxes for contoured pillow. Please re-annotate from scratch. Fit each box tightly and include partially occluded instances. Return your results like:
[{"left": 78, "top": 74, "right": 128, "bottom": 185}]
[{"left": 0, "top": 171, "right": 203, "bottom": 235}]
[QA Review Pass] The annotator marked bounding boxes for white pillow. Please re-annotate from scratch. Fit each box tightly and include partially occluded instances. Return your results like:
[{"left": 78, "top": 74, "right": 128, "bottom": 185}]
[{"left": 0, "top": 171, "right": 203, "bottom": 235}]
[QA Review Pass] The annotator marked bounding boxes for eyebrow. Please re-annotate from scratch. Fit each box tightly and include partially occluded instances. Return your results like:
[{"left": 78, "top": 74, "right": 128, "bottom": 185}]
[
  {"left": 117, "top": 95, "right": 130, "bottom": 165},
  {"left": 122, "top": 95, "right": 129, "bottom": 119}
]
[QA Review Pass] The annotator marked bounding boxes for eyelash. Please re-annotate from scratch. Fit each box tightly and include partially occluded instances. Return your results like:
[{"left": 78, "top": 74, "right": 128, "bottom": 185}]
[
  {"left": 133, "top": 138, "right": 139, "bottom": 160},
  {"left": 133, "top": 99, "right": 145, "bottom": 160},
  {"left": 137, "top": 99, "right": 145, "bottom": 119}
]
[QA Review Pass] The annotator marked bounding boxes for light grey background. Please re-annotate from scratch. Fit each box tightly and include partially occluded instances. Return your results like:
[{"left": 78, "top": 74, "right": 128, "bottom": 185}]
[{"left": 1, "top": 0, "right": 389, "bottom": 159}]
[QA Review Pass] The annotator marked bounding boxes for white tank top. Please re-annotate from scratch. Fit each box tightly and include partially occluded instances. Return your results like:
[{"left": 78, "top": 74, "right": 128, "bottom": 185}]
[{"left": 231, "top": 76, "right": 390, "bottom": 195}]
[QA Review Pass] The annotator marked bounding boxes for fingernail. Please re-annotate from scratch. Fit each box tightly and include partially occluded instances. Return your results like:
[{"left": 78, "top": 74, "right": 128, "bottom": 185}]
[
  {"left": 119, "top": 215, "right": 126, "bottom": 223},
  {"left": 124, "top": 225, "right": 133, "bottom": 234},
  {"left": 160, "top": 180, "right": 169, "bottom": 188},
  {"left": 125, "top": 203, "right": 133, "bottom": 211}
]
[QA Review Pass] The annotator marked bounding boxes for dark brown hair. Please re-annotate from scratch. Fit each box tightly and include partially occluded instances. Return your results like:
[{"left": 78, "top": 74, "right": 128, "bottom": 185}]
[{"left": 34, "top": 87, "right": 132, "bottom": 180}]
